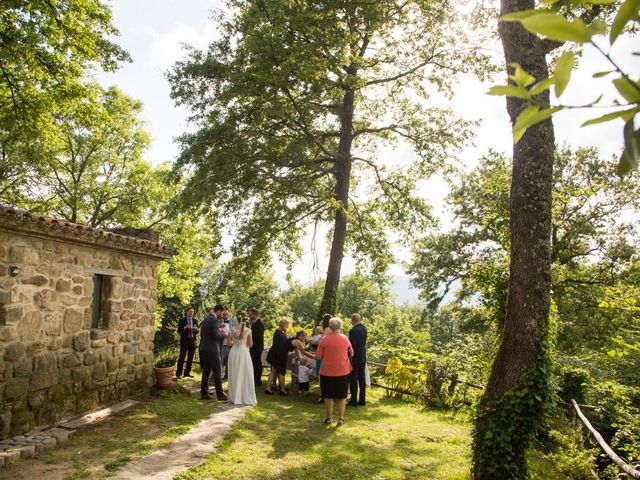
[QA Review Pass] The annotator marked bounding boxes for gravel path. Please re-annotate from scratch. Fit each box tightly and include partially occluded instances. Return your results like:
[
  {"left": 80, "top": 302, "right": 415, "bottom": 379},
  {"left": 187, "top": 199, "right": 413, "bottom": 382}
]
[{"left": 111, "top": 402, "right": 251, "bottom": 480}]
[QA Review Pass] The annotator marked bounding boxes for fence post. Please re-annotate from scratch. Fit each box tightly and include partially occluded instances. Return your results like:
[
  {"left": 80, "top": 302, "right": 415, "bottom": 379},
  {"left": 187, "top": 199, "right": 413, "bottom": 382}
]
[{"left": 571, "top": 399, "right": 640, "bottom": 479}]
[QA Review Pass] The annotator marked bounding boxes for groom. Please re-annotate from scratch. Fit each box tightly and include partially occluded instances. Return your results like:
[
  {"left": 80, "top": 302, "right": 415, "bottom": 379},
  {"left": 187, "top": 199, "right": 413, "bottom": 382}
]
[
  {"left": 199, "top": 304, "right": 228, "bottom": 401},
  {"left": 348, "top": 313, "right": 368, "bottom": 407}
]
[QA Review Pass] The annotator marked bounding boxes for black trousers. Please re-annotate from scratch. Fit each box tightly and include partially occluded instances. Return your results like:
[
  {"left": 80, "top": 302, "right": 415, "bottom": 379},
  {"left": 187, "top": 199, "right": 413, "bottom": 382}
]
[
  {"left": 350, "top": 362, "right": 366, "bottom": 404},
  {"left": 250, "top": 347, "right": 263, "bottom": 385},
  {"left": 177, "top": 337, "right": 196, "bottom": 376},
  {"left": 200, "top": 349, "right": 224, "bottom": 398}
]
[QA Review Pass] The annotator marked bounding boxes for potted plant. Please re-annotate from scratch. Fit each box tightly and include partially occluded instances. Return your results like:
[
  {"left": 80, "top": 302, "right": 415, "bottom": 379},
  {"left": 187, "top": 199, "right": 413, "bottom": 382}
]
[{"left": 153, "top": 347, "right": 178, "bottom": 387}]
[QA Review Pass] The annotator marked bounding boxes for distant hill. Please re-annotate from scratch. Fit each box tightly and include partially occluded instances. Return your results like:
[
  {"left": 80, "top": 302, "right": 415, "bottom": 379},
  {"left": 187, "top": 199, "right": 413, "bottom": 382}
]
[{"left": 276, "top": 274, "right": 423, "bottom": 306}]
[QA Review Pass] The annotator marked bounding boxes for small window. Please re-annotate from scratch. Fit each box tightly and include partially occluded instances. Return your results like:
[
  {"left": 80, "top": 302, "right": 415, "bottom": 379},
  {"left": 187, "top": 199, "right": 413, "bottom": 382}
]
[{"left": 91, "top": 274, "right": 105, "bottom": 329}]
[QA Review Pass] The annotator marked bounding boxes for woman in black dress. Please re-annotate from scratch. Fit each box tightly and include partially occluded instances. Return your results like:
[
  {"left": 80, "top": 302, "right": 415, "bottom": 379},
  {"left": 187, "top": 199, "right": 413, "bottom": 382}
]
[{"left": 265, "top": 318, "right": 291, "bottom": 395}]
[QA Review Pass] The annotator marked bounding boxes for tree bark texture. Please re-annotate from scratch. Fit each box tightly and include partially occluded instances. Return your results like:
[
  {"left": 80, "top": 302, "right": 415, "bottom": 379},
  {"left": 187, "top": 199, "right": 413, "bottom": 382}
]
[
  {"left": 318, "top": 88, "right": 355, "bottom": 320},
  {"left": 472, "top": 0, "right": 555, "bottom": 477}
]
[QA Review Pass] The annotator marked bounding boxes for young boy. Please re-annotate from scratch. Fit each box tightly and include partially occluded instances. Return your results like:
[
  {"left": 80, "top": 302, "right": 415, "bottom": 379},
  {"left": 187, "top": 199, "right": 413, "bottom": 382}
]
[
  {"left": 309, "top": 325, "right": 323, "bottom": 349},
  {"left": 297, "top": 356, "right": 314, "bottom": 396}
]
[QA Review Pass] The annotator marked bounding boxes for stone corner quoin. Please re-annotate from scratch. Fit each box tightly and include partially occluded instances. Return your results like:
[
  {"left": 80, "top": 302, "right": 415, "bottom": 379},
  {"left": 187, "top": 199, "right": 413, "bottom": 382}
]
[{"left": 0, "top": 205, "right": 173, "bottom": 439}]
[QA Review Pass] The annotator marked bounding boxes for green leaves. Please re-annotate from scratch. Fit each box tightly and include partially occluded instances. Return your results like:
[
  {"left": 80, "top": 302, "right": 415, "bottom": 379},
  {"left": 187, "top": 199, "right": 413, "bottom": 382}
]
[
  {"left": 554, "top": 52, "right": 575, "bottom": 97},
  {"left": 610, "top": 0, "right": 640, "bottom": 44},
  {"left": 488, "top": 59, "right": 572, "bottom": 143},
  {"left": 487, "top": 85, "right": 531, "bottom": 100},
  {"left": 520, "top": 13, "right": 592, "bottom": 43},
  {"left": 618, "top": 119, "right": 640, "bottom": 175},
  {"left": 488, "top": 54, "right": 575, "bottom": 115},
  {"left": 613, "top": 77, "right": 640, "bottom": 102},
  {"left": 494, "top": 2, "right": 640, "bottom": 172},
  {"left": 501, "top": 9, "right": 611, "bottom": 43},
  {"left": 513, "top": 106, "right": 562, "bottom": 142},
  {"left": 509, "top": 63, "right": 536, "bottom": 88},
  {"left": 487, "top": 63, "right": 546, "bottom": 103},
  {"left": 0, "top": 0, "right": 130, "bottom": 201},
  {"left": 504, "top": 0, "right": 637, "bottom": 46},
  {"left": 580, "top": 107, "right": 638, "bottom": 127}
]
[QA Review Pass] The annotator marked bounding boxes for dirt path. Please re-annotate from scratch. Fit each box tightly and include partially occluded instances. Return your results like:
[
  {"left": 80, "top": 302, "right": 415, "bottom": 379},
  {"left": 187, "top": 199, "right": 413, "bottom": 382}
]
[{"left": 111, "top": 402, "right": 250, "bottom": 480}]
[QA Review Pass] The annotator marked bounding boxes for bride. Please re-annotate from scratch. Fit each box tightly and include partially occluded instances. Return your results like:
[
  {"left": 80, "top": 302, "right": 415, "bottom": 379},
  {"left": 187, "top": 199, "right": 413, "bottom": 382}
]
[{"left": 226, "top": 321, "right": 257, "bottom": 406}]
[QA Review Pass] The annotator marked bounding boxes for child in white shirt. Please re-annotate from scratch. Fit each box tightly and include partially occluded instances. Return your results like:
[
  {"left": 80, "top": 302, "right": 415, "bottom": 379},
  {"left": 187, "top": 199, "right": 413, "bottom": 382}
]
[
  {"left": 309, "top": 326, "right": 323, "bottom": 349},
  {"left": 297, "top": 356, "right": 314, "bottom": 396}
]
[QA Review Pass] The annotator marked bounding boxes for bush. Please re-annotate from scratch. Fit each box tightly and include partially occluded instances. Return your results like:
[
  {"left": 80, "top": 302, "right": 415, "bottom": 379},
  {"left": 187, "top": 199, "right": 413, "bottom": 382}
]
[
  {"left": 154, "top": 346, "right": 179, "bottom": 368},
  {"left": 533, "top": 428, "right": 598, "bottom": 480},
  {"left": 374, "top": 347, "right": 464, "bottom": 408},
  {"left": 558, "top": 366, "right": 591, "bottom": 404}
]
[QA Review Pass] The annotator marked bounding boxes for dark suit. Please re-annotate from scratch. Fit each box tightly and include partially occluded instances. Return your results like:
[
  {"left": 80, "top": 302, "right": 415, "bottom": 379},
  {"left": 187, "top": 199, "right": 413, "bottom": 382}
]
[
  {"left": 250, "top": 319, "right": 265, "bottom": 386},
  {"left": 349, "top": 322, "right": 368, "bottom": 404},
  {"left": 176, "top": 316, "right": 198, "bottom": 377},
  {"left": 199, "top": 313, "right": 226, "bottom": 398}
]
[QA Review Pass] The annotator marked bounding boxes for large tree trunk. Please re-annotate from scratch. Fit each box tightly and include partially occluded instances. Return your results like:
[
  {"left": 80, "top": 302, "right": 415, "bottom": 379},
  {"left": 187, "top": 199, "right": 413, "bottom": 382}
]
[
  {"left": 318, "top": 88, "right": 355, "bottom": 320},
  {"left": 472, "top": 1, "right": 555, "bottom": 478}
]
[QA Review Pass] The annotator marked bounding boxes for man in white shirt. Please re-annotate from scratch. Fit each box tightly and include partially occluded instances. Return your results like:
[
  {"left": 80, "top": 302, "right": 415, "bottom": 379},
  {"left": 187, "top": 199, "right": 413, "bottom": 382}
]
[{"left": 220, "top": 307, "right": 237, "bottom": 379}]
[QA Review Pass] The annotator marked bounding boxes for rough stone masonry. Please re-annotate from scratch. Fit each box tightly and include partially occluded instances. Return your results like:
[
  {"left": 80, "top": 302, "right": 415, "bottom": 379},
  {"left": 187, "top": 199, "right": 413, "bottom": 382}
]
[{"left": 0, "top": 205, "right": 174, "bottom": 439}]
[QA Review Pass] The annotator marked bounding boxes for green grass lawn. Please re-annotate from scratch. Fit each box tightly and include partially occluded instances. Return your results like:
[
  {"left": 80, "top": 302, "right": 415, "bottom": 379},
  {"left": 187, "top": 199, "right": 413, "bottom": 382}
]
[
  {"left": 2, "top": 373, "right": 569, "bottom": 479},
  {"left": 175, "top": 386, "right": 473, "bottom": 480}
]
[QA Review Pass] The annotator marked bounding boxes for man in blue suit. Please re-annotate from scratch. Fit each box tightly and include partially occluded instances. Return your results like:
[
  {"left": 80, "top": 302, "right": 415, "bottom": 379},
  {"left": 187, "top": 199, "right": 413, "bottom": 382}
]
[
  {"left": 199, "top": 304, "right": 228, "bottom": 401},
  {"left": 348, "top": 313, "right": 368, "bottom": 407}
]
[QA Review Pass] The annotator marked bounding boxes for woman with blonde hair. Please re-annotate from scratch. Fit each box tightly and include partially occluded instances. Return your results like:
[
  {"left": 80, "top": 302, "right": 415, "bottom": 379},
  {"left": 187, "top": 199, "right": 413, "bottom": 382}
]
[{"left": 316, "top": 317, "right": 353, "bottom": 426}]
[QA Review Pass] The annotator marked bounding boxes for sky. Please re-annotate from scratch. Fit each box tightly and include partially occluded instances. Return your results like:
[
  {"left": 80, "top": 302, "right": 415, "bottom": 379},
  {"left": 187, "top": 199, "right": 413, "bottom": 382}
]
[{"left": 95, "top": 0, "right": 637, "bottom": 292}]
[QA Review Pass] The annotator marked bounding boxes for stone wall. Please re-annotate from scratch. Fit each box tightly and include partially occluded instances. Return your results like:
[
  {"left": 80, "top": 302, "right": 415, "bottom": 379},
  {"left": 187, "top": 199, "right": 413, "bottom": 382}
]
[{"left": 0, "top": 217, "right": 171, "bottom": 439}]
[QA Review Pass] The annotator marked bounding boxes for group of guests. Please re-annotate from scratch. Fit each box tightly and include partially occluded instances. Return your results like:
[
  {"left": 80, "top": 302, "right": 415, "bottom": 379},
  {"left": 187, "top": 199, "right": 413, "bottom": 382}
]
[
  {"left": 174, "top": 305, "right": 368, "bottom": 426},
  {"left": 175, "top": 304, "right": 264, "bottom": 404}
]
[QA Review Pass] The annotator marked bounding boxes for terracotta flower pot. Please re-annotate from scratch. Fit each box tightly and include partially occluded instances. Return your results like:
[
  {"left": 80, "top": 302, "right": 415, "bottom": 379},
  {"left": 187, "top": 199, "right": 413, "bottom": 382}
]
[{"left": 153, "top": 364, "right": 176, "bottom": 387}]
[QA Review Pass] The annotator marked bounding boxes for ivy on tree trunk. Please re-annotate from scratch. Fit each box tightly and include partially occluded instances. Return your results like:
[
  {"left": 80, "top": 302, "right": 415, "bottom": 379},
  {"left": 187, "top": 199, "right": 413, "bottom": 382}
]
[{"left": 472, "top": 0, "right": 555, "bottom": 477}]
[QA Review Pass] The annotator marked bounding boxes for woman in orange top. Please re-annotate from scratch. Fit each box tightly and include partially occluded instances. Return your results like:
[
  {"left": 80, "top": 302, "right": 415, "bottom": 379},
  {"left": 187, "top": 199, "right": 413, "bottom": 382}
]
[{"left": 315, "top": 317, "right": 353, "bottom": 426}]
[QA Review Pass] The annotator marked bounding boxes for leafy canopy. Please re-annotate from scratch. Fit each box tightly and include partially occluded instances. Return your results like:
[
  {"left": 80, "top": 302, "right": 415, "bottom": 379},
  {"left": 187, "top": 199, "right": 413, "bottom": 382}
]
[
  {"left": 0, "top": 0, "right": 129, "bottom": 194},
  {"left": 169, "top": 0, "right": 494, "bottom": 279}
]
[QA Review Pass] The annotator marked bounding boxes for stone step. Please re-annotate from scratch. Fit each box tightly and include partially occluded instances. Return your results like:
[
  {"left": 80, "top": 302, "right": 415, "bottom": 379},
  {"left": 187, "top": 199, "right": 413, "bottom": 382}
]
[
  {"left": 1, "top": 398, "right": 137, "bottom": 469},
  {"left": 42, "top": 427, "right": 74, "bottom": 442},
  {"left": 0, "top": 450, "right": 21, "bottom": 466},
  {"left": 58, "top": 400, "right": 139, "bottom": 429}
]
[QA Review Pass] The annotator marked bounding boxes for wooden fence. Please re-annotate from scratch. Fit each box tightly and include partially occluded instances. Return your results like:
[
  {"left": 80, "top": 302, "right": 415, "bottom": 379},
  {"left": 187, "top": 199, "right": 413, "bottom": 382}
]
[
  {"left": 365, "top": 360, "right": 483, "bottom": 404},
  {"left": 571, "top": 399, "right": 640, "bottom": 479}
]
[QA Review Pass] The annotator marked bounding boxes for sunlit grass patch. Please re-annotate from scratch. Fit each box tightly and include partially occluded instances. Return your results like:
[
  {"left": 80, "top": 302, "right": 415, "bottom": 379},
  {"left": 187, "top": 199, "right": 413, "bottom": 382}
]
[{"left": 176, "top": 387, "right": 473, "bottom": 480}]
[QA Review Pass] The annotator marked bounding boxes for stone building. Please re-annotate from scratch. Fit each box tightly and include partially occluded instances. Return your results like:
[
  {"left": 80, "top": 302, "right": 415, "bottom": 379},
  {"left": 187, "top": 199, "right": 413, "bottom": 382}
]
[{"left": 0, "top": 205, "right": 174, "bottom": 439}]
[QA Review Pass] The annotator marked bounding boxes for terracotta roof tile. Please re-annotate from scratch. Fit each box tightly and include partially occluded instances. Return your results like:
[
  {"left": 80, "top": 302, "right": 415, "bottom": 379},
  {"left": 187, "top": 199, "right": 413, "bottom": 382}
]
[{"left": 0, "top": 204, "right": 175, "bottom": 256}]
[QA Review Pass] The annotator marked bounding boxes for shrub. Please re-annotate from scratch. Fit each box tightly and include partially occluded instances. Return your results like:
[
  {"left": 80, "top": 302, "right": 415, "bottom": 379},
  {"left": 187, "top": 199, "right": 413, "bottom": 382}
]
[
  {"left": 558, "top": 366, "right": 591, "bottom": 405},
  {"left": 154, "top": 346, "right": 179, "bottom": 368},
  {"left": 543, "top": 429, "right": 598, "bottom": 480}
]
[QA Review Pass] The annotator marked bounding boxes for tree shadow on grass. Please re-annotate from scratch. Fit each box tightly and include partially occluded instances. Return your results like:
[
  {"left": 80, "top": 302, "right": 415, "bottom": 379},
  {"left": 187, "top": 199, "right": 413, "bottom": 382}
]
[{"left": 244, "top": 390, "right": 470, "bottom": 479}]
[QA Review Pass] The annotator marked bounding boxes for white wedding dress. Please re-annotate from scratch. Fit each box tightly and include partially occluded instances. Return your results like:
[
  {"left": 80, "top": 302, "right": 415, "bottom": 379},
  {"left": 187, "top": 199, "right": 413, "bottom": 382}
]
[{"left": 227, "top": 325, "right": 257, "bottom": 406}]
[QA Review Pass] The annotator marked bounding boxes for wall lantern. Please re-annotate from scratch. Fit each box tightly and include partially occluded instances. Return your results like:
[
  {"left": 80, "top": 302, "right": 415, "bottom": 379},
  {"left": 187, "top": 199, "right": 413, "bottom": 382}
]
[{"left": 9, "top": 266, "right": 21, "bottom": 277}]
